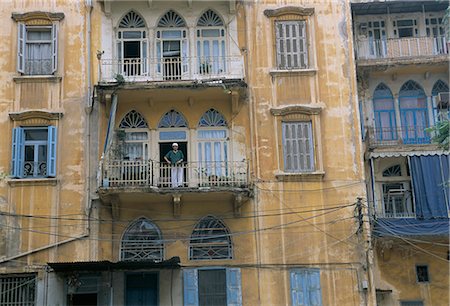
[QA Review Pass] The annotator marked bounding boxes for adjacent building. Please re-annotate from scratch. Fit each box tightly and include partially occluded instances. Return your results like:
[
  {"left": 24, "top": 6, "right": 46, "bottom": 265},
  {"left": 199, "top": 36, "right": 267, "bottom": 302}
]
[{"left": 351, "top": 1, "right": 449, "bottom": 305}]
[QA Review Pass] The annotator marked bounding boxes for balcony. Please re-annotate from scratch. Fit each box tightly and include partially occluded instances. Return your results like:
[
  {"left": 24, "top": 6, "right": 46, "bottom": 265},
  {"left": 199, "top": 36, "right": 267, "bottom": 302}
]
[
  {"left": 367, "top": 126, "right": 432, "bottom": 147},
  {"left": 98, "top": 56, "right": 245, "bottom": 84},
  {"left": 355, "top": 36, "right": 448, "bottom": 63},
  {"left": 99, "top": 159, "right": 250, "bottom": 191}
]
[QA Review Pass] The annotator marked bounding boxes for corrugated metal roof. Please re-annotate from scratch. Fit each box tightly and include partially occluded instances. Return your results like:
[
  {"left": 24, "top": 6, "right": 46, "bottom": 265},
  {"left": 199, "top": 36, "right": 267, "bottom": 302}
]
[{"left": 48, "top": 256, "right": 180, "bottom": 272}]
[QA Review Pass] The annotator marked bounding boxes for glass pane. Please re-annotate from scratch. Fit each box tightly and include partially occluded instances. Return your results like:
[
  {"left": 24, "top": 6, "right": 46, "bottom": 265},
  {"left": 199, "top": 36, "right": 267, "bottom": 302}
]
[
  {"left": 25, "top": 145, "right": 35, "bottom": 162},
  {"left": 159, "top": 131, "right": 186, "bottom": 140},
  {"left": 198, "top": 130, "right": 226, "bottom": 139},
  {"left": 25, "top": 129, "right": 48, "bottom": 141},
  {"left": 126, "top": 131, "right": 148, "bottom": 141},
  {"left": 122, "top": 31, "right": 143, "bottom": 39},
  {"left": 201, "top": 29, "right": 220, "bottom": 37},
  {"left": 27, "top": 29, "right": 51, "bottom": 41},
  {"left": 161, "top": 30, "right": 182, "bottom": 39}
]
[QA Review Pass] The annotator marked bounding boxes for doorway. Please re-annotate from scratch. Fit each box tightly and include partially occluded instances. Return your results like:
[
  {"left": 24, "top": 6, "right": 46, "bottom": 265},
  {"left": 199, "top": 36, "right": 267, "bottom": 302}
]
[
  {"left": 123, "top": 40, "right": 141, "bottom": 76},
  {"left": 159, "top": 142, "right": 187, "bottom": 187},
  {"left": 125, "top": 273, "right": 158, "bottom": 306}
]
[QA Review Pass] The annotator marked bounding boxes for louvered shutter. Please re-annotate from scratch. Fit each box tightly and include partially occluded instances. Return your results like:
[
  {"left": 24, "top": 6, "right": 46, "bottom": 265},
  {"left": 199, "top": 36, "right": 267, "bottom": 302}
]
[
  {"left": 290, "top": 270, "right": 307, "bottom": 306},
  {"left": 182, "top": 32, "right": 189, "bottom": 75},
  {"left": 11, "top": 127, "right": 24, "bottom": 178},
  {"left": 183, "top": 269, "right": 199, "bottom": 306},
  {"left": 226, "top": 268, "right": 242, "bottom": 306},
  {"left": 51, "top": 23, "right": 58, "bottom": 73},
  {"left": 47, "top": 126, "right": 57, "bottom": 177},
  {"left": 17, "top": 23, "right": 26, "bottom": 73},
  {"left": 307, "top": 270, "right": 322, "bottom": 306},
  {"left": 283, "top": 122, "right": 314, "bottom": 172},
  {"left": 142, "top": 40, "right": 148, "bottom": 75},
  {"left": 276, "top": 21, "right": 308, "bottom": 69}
]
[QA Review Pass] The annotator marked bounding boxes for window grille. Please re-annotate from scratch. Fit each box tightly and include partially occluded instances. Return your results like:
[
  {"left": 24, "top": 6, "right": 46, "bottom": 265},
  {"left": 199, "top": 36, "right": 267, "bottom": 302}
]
[
  {"left": 119, "top": 11, "right": 145, "bottom": 28},
  {"left": 158, "top": 10, "right": 186, "bottom": 27},
  {"left": 198, "top": 269, "right": 227, "bottom": 306},
  {"left": 382, "top": 182, "right": 414, "bottom": 218},
  {"left": 158, "top": 109, "right": 188, "bottom": 128},
  {"left": 190, "top": 216, "right": 232, "bottom": 260},
  {"left": 382, "top": 165, "right": 402, "bottom": 177},
  {"left": 198, "top": 109, "right": 227, "bottom": 127},
  {"left": 121, "top": 218, "right": 164, "bottom": 261},
  {"left": 282, "top": 121, "right": 314, "bottom": 172},
  {"left": 432, "top": 80, "right": 449, "bottom": 96},
  {"left": 197, "top": 10, "right": 224, "bottom": 27},
  {"left": 275, "top": 21, "right": 308, "bottom": 69},
  {"left": 0, "top": 275, "right": 36, "bottom": 306},
  {"left": 119, "top": 110, "right": 148, "bottom": 128}
]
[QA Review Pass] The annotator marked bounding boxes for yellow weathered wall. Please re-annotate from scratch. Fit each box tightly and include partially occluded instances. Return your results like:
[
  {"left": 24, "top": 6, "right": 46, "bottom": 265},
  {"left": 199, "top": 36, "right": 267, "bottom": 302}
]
[{"left": 0, "top": 0, "right": 96, "bottom": 268}]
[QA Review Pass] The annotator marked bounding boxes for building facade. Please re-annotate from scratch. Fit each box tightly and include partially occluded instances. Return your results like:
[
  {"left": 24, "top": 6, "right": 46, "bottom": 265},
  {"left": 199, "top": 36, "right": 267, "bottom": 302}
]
[{"left": 351, "top": 1, "right": 449, "bottom": 306}]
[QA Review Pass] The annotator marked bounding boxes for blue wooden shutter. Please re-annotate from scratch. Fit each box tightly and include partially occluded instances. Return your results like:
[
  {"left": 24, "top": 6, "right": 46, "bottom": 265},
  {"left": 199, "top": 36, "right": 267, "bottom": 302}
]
[
  {"left": 11, "top": 127, "right": 24, "bottom": 178},
  {"left": 47, "top": 126, "right": 57, "bottom": 177},
  {"left": 291, "top": 269, "right": 322, "bottom": 306},
  {"left": 307, "top": 270, "right": 322, "bottom": 306},
  {"left": 51, "top": 23, "right": 58, "bottom": 73},
  {"left": 290, "top": 270, "right": 307, "bottom": 306},
  {"left": 226, "top": 268, "right": 242, "bottom": 306},
  {"left": 183, "top": 269, "right": 199, "bottom": 306},
  {"left": 17, "top": 23, "right": 26, "bottom": 73}
]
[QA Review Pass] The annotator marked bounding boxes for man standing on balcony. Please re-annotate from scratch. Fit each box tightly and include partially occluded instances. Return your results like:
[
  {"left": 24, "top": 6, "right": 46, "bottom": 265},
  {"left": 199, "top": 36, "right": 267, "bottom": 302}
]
[{"left": 164, "top": 143, "right": 184, "bottom": 187}]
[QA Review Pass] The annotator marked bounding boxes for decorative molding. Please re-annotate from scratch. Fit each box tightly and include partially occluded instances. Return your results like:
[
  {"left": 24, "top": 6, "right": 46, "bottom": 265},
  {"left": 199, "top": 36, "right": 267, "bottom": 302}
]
[
  {"left": 9, "top": 110, "right": 63, "bottom": 122},
  {"left": 8, "top": 178, "right": 58, "bottom": 187},
  {"left": 275, "top": 171, "right": 325, "bottom": 182},
  {"left": 271, "top": 104, "right": 324, "bottom": 116},
  {"left": 173, "top": 194, "right": 182, "bottom": 218},
  {"left": 12, "top": 11, "right": 65, "bottom": 24},
  {"left": 13, "top": 76, "right": 62, "bottom": 83},
  {"left": 269, "top": 68, "right": 317, "bottom": 77},
  {"left": 264, "top": 6, "right": 314, "bottom": 18}
]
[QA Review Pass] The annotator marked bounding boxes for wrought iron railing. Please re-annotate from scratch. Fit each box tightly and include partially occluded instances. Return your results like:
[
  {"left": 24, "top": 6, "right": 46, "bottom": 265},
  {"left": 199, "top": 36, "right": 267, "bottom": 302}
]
[
  {"left": 356, "top": 36, "right": 448, "bottom": 60},
  {"left": 99, "top": 160, "right": 249, "bottom": 189},
  {"left": 367, "top": 126, "right": 431, "bottom": 146},
  {"left": 98, "top": 56, "right": 245, "bottom": 83}
]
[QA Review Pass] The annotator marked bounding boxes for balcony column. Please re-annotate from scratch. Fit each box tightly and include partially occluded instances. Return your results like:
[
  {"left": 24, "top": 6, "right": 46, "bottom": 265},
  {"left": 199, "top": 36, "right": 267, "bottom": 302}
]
[
  {"left": 188, "top": 127, "right": 196, "bottom": 187},
  {"left": 426, "top": 95, "right": 434, "bottom": 127},
  {"left": 393, "top": 93, "right": 402, "bottom": 142},
  {"left": 189, "top": 25, "right": 196, "bottom": 79}
]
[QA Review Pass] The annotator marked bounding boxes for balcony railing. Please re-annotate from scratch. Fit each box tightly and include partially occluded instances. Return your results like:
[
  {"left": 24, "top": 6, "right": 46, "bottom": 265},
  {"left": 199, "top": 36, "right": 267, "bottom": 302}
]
[
  {"left": 356, "top": 36, "right": 448, "bottom": 60},
  {"left": 99, "top": 160, "right": 249, "bottom": 190},
  {"left": 98, "top": 56, "right": 245, "bottom": 83},
  {"left": 367, "top": 126, "right": 431, "bottom": 146}
]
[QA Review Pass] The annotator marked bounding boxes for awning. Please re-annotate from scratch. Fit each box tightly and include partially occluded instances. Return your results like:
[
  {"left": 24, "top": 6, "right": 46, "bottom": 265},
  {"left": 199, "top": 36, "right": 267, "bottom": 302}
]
[
  {"left": 48, "top": 256, "right": 180, "bottom": 272},
  {"left": 368, "top": 150, "right": 448, "bottom": 159},
  {"left": 351, "top": 1, "right": 448, "bottom": 15}
]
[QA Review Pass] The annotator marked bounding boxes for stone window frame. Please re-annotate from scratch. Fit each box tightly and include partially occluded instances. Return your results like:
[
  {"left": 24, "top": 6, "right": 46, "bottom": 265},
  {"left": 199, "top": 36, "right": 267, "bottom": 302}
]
[
  {"left": 271, "top": 104, "right": 325, "bottom": 182},
  {"left": 264, "top": 6, "right": 318, "bottom": 76}
]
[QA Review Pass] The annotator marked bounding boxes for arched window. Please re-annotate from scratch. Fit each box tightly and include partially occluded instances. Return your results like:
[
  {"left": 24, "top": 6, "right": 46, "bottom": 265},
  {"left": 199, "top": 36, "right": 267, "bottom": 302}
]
[
  {"left": 399, "top": 80, "right": 429, "bottom": 144},
  {"left": 117, "top": 11, "right": 147, "bottom": 76},
  {"left": 431, "top": 80, "right": 449, "bottom": 122},
  {"left": 190, "top": 216, "right": 232, "bottom": 260},
  {"left": 197, "top": 109, "right": 229, "bottom": 178},
  {"left": 382, "top": 164, "right": 402, "bottom": 177},
  {"left": 121, "top": 218, "right": 163, "bottom": 261},
  {"left": 196, "top": 9, "right": 226, "bottom": 75},
  {"left": 373, "top": 83, "right": 396, "bottom": 141},
  {"left": 158, "top": 109, "right": 188, "bottom": 128},
  {"left": 118, "top": 110, "right": 149, "bottom": 160},
  {"left": 156, "top": 11, "right": 188, "bottom": 80}
]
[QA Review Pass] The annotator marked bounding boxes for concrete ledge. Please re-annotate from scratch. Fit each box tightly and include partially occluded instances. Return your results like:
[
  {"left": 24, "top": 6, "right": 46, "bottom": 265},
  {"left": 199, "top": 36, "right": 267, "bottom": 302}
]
[
  {"left": 8, "top": 178, "right": 58, "bottom": 187},
  {"left": 275, "top": 171, "right": 325, "bottom": 182}
]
